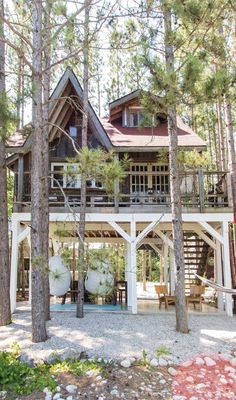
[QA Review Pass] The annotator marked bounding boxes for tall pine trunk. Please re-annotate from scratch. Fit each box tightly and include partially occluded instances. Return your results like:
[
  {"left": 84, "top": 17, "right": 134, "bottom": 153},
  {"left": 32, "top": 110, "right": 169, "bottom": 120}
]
[
  {"left": 0, "top": 0, "right": 11, "bottom": 327},
  {"left": 31, "top": 0, "right": 47, "bottom": 342},
  {"left": 163, "top": 3, "right": 188, "bottom": 333},
  {"left": 41, "top": 0, "right": 52, "bottom": 322},
  {"left": 77, "top": 1, "right": 90, "bottom": 318},
  {"left": 224, "top": 96, "right": 236, "bottom": 283}
]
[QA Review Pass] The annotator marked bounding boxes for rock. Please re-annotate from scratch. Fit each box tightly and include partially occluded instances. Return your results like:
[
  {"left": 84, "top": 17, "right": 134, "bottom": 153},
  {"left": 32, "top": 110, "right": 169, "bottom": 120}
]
[
  {"left": 195, "top": 357, "right": 205, "bottom": 366},
  {"left": 186, "top": 376, "right": 194, "bottom": 383},
  {"left": 45, "top": 348, "right": 78, "bottom": 364},
  {"left": 173, "top": 396, "right": 187, "bottom": 400},
  {"left": 19, "top": 353, "right": 35, "bottom": 367},
  {"left": 230, "top": 358, "right": 236, "bottom": 367},
  {"left": 65, "top": 385, "right": 77, "bottom": 394},
  {"left": 182, "top": 360, "right": 193, "bottom": 368},
  {"left": 150, "top": 358, "right": 158, "bottom": 367},
  {"left": 219, "top": 354, "right": 231, "bottom": 362},
  {"left": 196, "top": 383, "right": 206, "bottom": 390},
  {"left": 224, "top": 365, "right": 235, "bottom": 373},
  {"left": 159, "top": 379, "right": 166, "bottom": 384},
  {"left": 129, "top": 357, "right": 136, "bottom": 364},
  {"left": 66, "top": 397, "right": 73, "bottom": 400},
  {"left": 110, "top": 389, "right": 119, "bottom": 396},
  {"left": 189, "top": 397, "right": 199, "bottom": 400},
  {"left": 158, "top": 358, "right": 168, "bottom": 367},
  {"left": 168, "top": 367, "right": 177, "bottom": 376},
  {"left": 204, "top": 357, "right": 216, "bottom": 367},
  {"left": 53, "top": 394, "right": 61, "bottom": 400},
  {"left": 45, "top": 395, "right": 52, "bottom": 400},
  {"left": 120, "top": 359, "right": 131, "bottom": 368},
  {"left": 219, "top": 377, "right": 228, "bottom": 385}
]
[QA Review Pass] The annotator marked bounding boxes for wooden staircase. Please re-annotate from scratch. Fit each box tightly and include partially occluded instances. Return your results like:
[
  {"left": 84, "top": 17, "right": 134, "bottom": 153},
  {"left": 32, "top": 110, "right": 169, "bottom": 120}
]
[{"left": 183, "top": 233, "right": 210, "bottom": 294}]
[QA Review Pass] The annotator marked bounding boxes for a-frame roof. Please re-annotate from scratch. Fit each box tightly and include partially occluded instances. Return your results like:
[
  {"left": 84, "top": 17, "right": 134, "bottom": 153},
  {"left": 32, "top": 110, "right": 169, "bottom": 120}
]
[{"left": 7, "top": 67, "right": 112, "bottom": 153}]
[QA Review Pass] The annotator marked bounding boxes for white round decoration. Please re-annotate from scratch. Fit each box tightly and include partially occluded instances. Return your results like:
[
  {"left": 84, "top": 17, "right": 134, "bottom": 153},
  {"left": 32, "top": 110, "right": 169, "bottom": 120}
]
[
  {"left": 85, "top": 261, "right": 114, "bottom": 296},
  {"left": 49, "top": 255, "right": 71, "bottom": 296}
]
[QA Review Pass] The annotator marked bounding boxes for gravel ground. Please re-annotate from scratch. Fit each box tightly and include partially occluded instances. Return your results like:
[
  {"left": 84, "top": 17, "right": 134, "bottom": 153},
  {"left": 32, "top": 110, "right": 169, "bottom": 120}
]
[{"left": 0, "top": 311, "right": 236, "bottom": 363}]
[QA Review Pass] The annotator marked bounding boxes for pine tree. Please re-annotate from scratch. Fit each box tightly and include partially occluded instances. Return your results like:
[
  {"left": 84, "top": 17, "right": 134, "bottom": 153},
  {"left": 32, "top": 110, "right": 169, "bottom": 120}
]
[{"left": 0, "top": 0, "right": 11, "bottom": 327}]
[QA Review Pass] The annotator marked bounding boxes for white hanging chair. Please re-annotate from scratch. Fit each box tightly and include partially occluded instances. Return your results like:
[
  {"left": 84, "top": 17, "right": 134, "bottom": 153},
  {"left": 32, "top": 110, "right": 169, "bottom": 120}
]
[{"left": 195, "top": 274, "right": 236, "bottom": 294}]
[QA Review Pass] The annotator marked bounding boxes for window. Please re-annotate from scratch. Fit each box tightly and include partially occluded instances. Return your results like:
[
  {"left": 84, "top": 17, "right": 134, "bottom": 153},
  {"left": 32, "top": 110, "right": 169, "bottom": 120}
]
[
  {"left": 69, "top": 126, "right": 77, "bottom": 138},
  {"left": 130, "top": 163, "right": 169, "bottom": 195},
  {"left": 51, "top": 163, "right": 81, "bottom": 189},
  {"left": 128, "top": 108, "right": 154, "bottom": 127},
  {"left": 51, "top": 163, "right": 103, "bottom": 190}
]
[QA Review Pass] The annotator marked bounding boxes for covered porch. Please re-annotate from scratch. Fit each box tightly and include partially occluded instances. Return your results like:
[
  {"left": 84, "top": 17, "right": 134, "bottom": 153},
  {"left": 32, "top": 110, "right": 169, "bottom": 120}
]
[{"left": 10, "top": 212, "right": 234, "bottom": 316}]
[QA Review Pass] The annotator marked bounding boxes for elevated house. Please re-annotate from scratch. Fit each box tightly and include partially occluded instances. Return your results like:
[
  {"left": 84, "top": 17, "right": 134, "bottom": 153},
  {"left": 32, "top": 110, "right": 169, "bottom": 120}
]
[{"left": 7, "top": 68, "right": 234, "bottom": 316}]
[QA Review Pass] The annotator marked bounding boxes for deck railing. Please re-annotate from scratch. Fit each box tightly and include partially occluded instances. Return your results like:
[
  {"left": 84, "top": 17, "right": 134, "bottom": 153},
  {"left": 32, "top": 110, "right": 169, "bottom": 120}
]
[{"left": 14, "top": 169, "right": 230, "bottom": 212}]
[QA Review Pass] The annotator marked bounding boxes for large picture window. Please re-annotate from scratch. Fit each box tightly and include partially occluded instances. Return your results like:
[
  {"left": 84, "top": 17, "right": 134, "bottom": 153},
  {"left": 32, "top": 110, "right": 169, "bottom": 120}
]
[
  {"left": 51, "top": 163, "right": 103, "bottom": 190},
  {"left": 51, "top": 163, "right": 81, "bottom": 189},
  {"left": 130, "top": 163, "right": 169, "bottom": 198}
]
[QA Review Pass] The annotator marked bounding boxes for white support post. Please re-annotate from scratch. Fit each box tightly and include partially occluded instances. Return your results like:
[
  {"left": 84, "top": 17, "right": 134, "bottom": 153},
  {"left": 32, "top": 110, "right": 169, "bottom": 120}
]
[
  {"left": 126, "top": 243, "right": 132, "bottom": 309},
  {"left": 10, "top": 217, "right": 19, "bottom": 313},
  {"left": 215, "top": 239, "right": 224, "bottom": 311},
  {"left": 170, "top": 248, "right": 175, "bottom": 295},
  {"left": 130, "top": 220, "right": 137, "bottom": 314},
  {"left": 222, "top": 221, "right": 232, "bottom": 317}
]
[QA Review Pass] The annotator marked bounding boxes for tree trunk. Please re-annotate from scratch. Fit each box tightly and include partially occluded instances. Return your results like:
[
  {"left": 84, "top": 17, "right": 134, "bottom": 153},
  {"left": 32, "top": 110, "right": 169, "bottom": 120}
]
[
  {"left": 224, "top": 96, "right": 236, "bottom": 276},
  {"left": 216, "top": 96, "right": 226, "bottom": 171},
  {"left": 41, "top": 0, "right": 52, "bottom": 322},
  {"left": 31, "top": 0, "right": 47, "bottom": 342},
  {"left": 163, "top": 4, "right": 188, "bottom": 333},
  {"left": 0, "top": 0, "right": 11, "bottom": 327},
  {"left": 76, "top": 0, "right": 90, "bottom": 318}
]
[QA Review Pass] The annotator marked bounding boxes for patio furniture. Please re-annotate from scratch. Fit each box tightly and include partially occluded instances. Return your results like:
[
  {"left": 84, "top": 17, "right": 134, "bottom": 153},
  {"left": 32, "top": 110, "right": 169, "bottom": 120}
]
[
  {"left": 186, "top": 285, "right": 205, "bottom": 310},
  {"left": 154, "top": 284, "right": 175, "bottom": 310},
  {"left": 116, "top": 280, "right": 127, "bottom": 305}
]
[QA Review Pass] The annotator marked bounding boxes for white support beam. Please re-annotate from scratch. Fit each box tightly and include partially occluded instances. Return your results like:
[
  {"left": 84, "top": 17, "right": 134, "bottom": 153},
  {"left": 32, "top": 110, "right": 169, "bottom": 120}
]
[
  {"left": 155, "top": 228, "right": 174, "bottom": 250},
  {"left": 135, "top": 220, "right": 161, "bottom": 245},
  {"left": 194, "top": 226, "right": 216, "bottom": 250},
  {"left": 18, "top": 225, "right": 31, "bottom": 244},
  {"left": 108, "top": 221, "right": 131, "bottom": 243},
  {"left": 10, "top": 218, "right": 19, "bottom": 313},
  {"left": 130, "top": 220, "right": 137, "bottom": 314},
  {"left": 222, "top": 221, "right": 233, "bottom": 317},
  {"left": 149, "top": 243, "right": 164, "bottom": 258},
  {"left": 199, "top": 222, "right": 224, "bottom": 245},
  {"left": 13, "top": 212, "right": 233, "bottom": 224},
  {"left": 215, "top": 240, "right": 224, "bottom": 311}
]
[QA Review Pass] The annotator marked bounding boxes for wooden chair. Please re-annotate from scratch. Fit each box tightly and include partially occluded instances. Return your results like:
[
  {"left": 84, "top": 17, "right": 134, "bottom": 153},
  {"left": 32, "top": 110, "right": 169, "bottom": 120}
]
[
  {"left": 186, "top": 285, "right": 205, "bottom": 310},
  {"left": 154, "top": 284, "right": 175, "bottom": 310}
]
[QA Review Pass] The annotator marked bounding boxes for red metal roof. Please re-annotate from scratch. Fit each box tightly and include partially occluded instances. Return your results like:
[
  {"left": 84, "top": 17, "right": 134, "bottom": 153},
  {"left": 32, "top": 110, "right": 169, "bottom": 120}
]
[{"left": 101, "top": 117, "right": 206, "bottom": 149}]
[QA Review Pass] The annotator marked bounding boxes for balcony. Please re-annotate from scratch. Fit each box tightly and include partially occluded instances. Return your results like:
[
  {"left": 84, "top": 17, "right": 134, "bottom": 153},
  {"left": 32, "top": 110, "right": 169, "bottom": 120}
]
[{"left": 13, "top": 169, "right": 231, "bottom": 213}]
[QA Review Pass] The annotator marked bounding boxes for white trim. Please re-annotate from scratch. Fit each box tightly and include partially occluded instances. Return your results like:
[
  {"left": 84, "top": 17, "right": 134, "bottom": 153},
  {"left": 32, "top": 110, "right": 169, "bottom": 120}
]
[
  {"left": 155, "top": 228, "right": 174, "bottom": 250},
  {"left": 12, "top": 212, "right": 233, "bottom": 223},
  {"left": 194, "top": 226, "right": 216, "bottom": 250},
  {"left": 199, "top": 222, "right": 224, "bottom": 244},
  {"left": 108, "top": 221, "right": 131, "bottom": 243},
  {"left": 222, "top": 221, "right": 232, "bottom": 317},
  {"left": 135, "top": 220, "right": 161, "bottom": 245},
  {"left": 18, "top": 226, "right": 31, "bottom": 244},
  {"left": 10, "top": 217, "right": 19, "bottom": 313}
]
